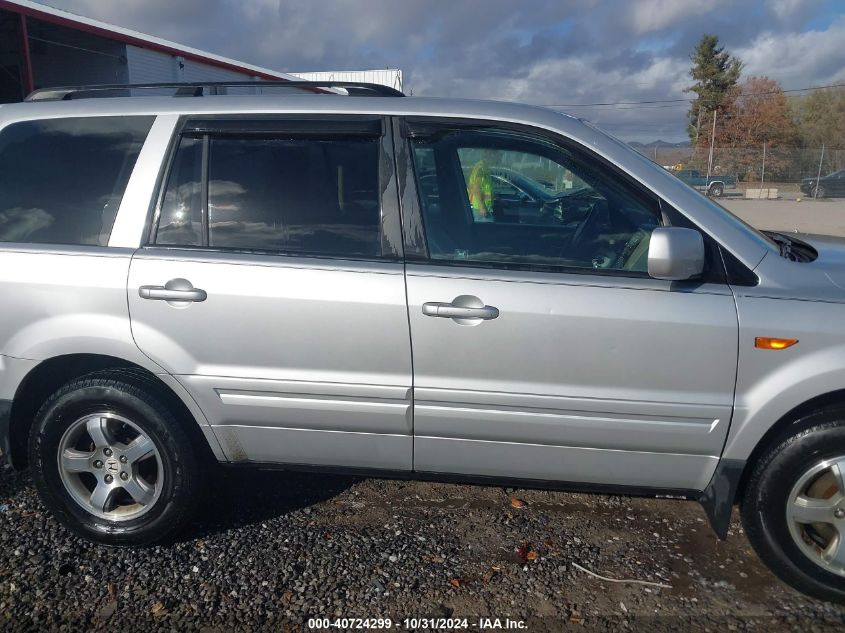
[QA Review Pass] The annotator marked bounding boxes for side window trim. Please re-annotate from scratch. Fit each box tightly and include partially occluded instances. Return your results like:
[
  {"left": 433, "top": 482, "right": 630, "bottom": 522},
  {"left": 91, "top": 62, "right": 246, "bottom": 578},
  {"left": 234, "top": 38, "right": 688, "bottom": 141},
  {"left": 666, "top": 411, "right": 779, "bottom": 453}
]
[
  {"left": 391, "top": 117, "right": 428, "bottom": 260},
  {"left": 148, "top": 115, "right": 401, "bottom": 262},
  {"left": 397, "top": 116, "right": 731, "bottom": 284},
  {"left": 146, "top": 116, "right": 189, "bottom": 246},
  {"left": 200, "top": 134, "right": 210, "bottom": 247}
]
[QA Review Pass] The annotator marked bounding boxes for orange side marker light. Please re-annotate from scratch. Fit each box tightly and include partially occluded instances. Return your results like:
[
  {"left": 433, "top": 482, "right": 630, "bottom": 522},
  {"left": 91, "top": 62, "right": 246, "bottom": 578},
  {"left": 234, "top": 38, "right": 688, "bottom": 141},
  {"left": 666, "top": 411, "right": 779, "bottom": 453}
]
[{"left": 755, "top": 337, "right": 798, "bottom": 350}]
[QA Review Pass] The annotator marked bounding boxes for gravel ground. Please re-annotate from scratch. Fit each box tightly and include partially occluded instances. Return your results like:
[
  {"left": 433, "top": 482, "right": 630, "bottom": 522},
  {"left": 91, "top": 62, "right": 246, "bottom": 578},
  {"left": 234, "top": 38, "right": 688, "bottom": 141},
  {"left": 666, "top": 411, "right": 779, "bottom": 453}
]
[{"left": 2, "top": 462, "right": 845, "bottom": 632}]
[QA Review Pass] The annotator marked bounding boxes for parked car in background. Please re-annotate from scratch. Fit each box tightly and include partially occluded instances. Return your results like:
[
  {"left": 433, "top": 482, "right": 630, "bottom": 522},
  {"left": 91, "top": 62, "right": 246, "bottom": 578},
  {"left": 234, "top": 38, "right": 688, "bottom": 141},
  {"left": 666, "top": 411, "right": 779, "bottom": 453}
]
[
  {"left": 4, "top": 81, "right": 845, "bottom": 605},
  {"left": 674, "top": 168, "right": 737, "bottom": 197},
  {"left": 445, "top": 166, "right": 594, "bottom": 225},
  {"left": 801, "top": 171, "right": 845, "bottom": 198}
]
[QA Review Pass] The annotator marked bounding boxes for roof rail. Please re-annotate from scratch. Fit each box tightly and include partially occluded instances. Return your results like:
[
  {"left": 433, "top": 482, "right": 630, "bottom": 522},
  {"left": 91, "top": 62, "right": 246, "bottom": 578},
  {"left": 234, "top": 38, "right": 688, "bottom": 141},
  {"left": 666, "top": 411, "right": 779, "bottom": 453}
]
[{"left": 25, "top": 80, "right": 405, "bottom": 102}]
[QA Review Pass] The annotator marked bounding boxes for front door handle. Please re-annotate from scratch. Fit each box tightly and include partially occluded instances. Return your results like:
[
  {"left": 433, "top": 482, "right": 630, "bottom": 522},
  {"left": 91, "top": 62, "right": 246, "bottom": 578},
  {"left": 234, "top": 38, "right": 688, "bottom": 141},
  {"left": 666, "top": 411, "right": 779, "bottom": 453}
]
[
  {"left": 422, "top": 295, "right": 499, "bottom": 323},
  {"left": 422, "top": 303, "right": 499, "bottom": 319},
  {"left": 139, "top": 278, "right": 207, "bottom": 302}
]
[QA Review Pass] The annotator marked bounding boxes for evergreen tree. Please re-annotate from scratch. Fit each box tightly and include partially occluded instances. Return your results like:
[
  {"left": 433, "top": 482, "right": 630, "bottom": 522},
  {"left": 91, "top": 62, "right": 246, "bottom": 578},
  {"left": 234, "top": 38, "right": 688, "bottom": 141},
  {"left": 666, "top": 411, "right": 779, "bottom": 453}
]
[{"left": 686, "top": 34, "right": 742, "bottom": 143}]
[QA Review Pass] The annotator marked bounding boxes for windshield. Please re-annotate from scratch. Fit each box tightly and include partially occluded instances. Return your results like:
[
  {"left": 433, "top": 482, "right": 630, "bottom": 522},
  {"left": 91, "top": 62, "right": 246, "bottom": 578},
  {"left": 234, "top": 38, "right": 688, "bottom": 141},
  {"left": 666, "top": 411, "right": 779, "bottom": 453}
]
[{"left": 580, "top": 119, "right": 779, "bottom": 253}]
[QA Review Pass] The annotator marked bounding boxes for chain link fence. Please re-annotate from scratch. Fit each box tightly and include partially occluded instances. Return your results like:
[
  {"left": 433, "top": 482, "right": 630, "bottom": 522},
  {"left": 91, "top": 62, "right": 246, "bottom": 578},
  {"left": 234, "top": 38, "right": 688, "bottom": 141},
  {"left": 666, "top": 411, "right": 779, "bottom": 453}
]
[{"left": 638, "top": 145, "right": 845, "bottom": 196}]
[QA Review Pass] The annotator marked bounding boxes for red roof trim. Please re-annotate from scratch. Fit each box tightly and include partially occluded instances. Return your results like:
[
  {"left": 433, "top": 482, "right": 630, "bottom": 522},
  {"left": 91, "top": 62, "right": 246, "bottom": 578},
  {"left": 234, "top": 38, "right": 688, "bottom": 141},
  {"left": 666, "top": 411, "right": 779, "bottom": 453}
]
[{"left": 0, "top": 0, "right": 288, "bottom": 81}]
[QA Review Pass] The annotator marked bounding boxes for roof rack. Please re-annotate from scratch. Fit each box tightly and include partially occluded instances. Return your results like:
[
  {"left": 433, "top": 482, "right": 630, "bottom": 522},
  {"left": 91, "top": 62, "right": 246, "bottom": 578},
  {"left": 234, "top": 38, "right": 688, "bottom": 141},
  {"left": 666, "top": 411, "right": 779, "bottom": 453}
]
[{"left": 25, "top": 80, "right": 405, "bottom": 102}]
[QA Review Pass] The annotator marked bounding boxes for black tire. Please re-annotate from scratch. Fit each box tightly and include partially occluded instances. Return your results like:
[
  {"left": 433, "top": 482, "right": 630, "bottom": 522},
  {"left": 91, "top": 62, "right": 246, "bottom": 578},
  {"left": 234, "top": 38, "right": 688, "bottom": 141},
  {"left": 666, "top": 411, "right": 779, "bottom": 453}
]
[
  {"left": 709, "top": 183, "right": 724, "bottom": 197},
  {"left": 741, "top": 409, "right": 845, "bottom": 603},
  {"left": 29, "top": 369, "right": 203, "bottom": 545},
  {"left": 813, "top": 185, "right": 827, "bottom": 199}
]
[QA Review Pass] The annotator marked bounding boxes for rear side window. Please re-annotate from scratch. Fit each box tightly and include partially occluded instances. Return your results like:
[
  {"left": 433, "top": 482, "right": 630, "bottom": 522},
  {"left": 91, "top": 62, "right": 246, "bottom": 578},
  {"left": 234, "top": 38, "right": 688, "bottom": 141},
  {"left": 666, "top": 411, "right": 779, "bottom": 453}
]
[
  {"left": 156, "top": 136, "right": 203, "bottom": 246},
  {"left": 0, "top": 116, "right": 154, "bottom": 246},
  {"left": 154, "top": 130, "right": 383, "bottom": 259}
]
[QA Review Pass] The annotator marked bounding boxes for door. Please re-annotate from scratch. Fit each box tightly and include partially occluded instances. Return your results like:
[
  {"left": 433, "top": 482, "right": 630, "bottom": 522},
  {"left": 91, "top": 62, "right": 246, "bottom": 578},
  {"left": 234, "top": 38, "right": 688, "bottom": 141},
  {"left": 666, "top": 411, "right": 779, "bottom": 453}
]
[
  {"left": 128, "top": 116, "right": 412, "bottom": 470},
  {"left": 400, "top": 119, "right": 739, "bottom": 491}
]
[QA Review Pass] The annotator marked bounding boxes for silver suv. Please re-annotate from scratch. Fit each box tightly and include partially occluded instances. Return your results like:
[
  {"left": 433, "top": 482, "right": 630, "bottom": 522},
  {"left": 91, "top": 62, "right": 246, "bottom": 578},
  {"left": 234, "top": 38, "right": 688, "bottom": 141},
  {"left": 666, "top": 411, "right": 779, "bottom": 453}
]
[{"left": 1, "top": 81, "right": 844, "bottom": 603}]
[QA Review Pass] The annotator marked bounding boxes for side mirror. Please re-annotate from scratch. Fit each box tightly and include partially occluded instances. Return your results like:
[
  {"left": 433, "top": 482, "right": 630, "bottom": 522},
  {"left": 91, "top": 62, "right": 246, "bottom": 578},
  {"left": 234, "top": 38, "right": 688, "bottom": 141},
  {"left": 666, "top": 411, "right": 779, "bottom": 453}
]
[{"left": 647, "top": 227, "right": 705, "bottom": 281}]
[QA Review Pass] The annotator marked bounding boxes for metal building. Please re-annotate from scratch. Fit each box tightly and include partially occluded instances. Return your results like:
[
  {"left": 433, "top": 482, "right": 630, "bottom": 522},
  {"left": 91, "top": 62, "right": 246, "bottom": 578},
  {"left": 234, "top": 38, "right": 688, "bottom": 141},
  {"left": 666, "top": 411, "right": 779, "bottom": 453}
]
[
  {"left": 0, "top": 0, "right": 304, "bottom": 103},
  {"left": 291, "top": 69, "right": 403, "bottom": 93}
]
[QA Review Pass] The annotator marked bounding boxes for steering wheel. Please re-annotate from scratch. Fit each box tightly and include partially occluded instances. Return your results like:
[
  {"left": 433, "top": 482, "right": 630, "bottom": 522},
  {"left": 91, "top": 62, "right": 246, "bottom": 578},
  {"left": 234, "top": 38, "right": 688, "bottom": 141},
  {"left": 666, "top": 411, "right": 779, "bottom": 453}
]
[
  {"left": 614, "top": 228, "right": 650, "bottom": 271},
  {"left": 568, "top": 199, "right": 607, "bottom": 259}
]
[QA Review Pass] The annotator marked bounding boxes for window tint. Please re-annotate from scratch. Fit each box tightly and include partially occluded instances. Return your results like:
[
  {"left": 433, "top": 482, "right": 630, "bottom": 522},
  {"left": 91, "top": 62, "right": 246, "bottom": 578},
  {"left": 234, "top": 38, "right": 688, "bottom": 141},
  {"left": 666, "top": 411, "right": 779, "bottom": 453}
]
[
  {"left": 154, "top": 134, "right": 383, "bottom": 258},
  {"left": 156, "top": 136, "right": 203, "bottom": 246},
  {"left": 208, "top": 137, "right": 381, "bottom": 257},
  {"left": 0, "top": 116, "right": 153, "bottom": 246},
  {"left": 410, "top": 127, "right": 661, "bottom": 273}
]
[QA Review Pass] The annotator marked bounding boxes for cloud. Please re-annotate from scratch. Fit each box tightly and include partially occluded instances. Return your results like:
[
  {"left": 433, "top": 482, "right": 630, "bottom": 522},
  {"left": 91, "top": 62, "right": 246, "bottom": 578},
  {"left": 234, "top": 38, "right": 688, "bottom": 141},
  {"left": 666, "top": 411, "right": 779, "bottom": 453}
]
[
  {"left": 734, "top": 16, "right": 845, "bottom": 88},
  {"left": 30, "top": 0, "right": 845, "bottom": 142},
  {"left": 626, "top": 0, "right": 732, "bottom": 35},
  {"left": 770, "top": 0, "right": 824, "bottom": 21}
]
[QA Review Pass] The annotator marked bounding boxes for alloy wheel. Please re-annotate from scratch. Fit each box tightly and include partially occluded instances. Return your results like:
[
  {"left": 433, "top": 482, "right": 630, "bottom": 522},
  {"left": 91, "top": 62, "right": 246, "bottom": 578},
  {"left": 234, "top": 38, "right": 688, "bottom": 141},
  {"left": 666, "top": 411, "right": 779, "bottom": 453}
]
[
  {"left": 57, "top": 412, "right": 164, "bottom": 521},
  {"left": 786, "top": 456, "right": 845, "bottom": 577}
]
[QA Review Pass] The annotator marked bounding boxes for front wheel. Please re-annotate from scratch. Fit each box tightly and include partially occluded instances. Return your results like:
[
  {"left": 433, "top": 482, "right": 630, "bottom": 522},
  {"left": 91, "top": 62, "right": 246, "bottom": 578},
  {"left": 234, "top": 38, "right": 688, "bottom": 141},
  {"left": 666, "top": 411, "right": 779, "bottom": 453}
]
[
  {"left": 813, "top": 185, "right": 827, "bottom": 198},
  {"left": 741, "top": 410, "right": 845, "bottom": 603},
  {"left": 29, "top": 370, "right": 202, "bottom": 545},
  {"left": 708, "top": 183, "right": 724, "bottom": 197}
]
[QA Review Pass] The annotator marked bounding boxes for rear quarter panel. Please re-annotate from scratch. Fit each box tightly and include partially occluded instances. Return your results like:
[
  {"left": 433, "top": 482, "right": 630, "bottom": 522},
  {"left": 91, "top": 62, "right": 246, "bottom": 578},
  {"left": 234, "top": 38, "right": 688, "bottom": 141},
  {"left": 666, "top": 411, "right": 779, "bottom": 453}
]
[{"left": 0, "top": 246, "right": 145, "bottom": 363}]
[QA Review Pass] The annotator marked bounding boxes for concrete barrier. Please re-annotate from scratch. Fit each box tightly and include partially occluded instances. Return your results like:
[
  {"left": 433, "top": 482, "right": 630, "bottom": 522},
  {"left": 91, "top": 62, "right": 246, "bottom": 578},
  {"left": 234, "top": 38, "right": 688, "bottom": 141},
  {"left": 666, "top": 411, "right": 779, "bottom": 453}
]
[{"left": 744, "top": 188, "right": 779, "bottom": 199}]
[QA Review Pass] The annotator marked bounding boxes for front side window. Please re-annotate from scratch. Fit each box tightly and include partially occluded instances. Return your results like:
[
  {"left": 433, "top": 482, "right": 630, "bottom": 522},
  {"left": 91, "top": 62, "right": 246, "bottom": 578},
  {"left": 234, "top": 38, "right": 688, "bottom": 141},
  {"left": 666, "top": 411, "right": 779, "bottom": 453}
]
[
  {"left": 155, "top": 129, "right": 382, "bottom": 259},
  {"left": 410, "top": 125, "right": 662, "bottom": 273},
  {"left": 0, "top": 116, "right": 154, "bottom": 246}
]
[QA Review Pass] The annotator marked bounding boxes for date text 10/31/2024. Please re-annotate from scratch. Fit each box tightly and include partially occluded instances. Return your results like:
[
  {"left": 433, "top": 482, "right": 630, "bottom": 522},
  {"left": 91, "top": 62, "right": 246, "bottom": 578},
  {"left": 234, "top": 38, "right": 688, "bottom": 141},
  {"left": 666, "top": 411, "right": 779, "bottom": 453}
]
[{"left": 307, "top": 618, "right": 528, "bottom": 630}]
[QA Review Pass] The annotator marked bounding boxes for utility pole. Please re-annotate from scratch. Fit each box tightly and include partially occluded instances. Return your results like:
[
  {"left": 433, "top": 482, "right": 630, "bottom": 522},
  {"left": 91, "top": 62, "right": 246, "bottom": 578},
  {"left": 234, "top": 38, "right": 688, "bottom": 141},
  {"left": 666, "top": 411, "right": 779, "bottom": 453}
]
[
  {"left": 706, "top": 109, "right": 717, "bottom": 186},
  {"left": 759, "top": 142, "right": 766, "bottom": 199},
  {"left": 814, "top": 144, "right": 825, "bottom": 199},
  {"left": 693, "top": 106, "right": 703, "bottom": 146}
]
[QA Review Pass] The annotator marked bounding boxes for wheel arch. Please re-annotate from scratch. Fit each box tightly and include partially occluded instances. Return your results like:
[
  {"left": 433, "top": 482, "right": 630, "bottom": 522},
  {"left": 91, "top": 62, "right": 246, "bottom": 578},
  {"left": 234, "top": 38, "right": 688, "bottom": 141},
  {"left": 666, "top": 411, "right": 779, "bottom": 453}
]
[
  {"left": 701, "top": 388, "right": 845, "bottom": 540},
  {"left": 8, "top": 353, "right": 222, "bottom": 470},
  {"left": 736, "top": 388, "right": 845, "bottom": 503}
]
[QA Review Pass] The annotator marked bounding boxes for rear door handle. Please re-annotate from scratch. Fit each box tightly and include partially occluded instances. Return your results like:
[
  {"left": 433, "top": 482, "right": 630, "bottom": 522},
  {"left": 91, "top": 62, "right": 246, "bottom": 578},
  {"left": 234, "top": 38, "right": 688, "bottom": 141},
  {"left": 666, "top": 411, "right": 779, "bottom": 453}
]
[{"left": 139, "top": 278, "right": 207, "bottom": 302}]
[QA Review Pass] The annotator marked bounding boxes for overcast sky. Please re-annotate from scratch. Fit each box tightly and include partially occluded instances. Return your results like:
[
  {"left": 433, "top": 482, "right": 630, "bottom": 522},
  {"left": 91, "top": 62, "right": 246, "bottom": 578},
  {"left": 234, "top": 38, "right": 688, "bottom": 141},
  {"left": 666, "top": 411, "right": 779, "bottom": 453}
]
[{"left": 34, "top": 0, "right": 845, "bottom": 142}]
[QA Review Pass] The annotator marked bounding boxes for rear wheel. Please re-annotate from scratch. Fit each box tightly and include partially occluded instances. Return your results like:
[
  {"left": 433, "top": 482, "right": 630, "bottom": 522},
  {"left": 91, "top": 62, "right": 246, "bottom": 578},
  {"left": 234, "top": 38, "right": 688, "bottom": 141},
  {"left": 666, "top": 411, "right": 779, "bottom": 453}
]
[
  {"left": 741, "top": 410, "right": 845, "bottom": 603},
  {"left": 29, "top": 370, "right": 202, "bottom": 545},
  {"left": 708, "top": 183, "right": 724, "bottom": 197}
]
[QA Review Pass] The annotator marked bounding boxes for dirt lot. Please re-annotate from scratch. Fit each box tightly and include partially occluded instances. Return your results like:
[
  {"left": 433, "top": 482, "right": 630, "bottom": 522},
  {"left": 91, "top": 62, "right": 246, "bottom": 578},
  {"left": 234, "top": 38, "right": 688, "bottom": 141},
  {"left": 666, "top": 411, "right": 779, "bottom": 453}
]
[{"left": 2, "top": 198, "right": 845, "bottom": 632}]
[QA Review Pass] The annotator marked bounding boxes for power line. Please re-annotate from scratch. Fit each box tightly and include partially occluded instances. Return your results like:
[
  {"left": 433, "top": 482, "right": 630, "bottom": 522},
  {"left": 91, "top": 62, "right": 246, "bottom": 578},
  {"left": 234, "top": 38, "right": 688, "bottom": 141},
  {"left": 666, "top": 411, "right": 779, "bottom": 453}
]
[
  {"left": 588, "top": 102, "right": 689, "bottom": 111},
  {"left": 538, "top": 81, "right": 845, "bottom": 109}
]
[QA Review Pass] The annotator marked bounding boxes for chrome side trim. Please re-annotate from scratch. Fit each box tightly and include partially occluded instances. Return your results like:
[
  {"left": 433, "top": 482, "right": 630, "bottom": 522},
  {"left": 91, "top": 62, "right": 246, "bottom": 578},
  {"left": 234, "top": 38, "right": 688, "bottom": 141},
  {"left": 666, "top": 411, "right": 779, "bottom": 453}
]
[
  {"left": 415, "top": 387, "right": 729, "bottom": 415},
  {"left": 180, "top": 375, "right": 413, "bottom": 436},
  {"left": 415, "top": 387, "right": 728, "bottom": 455},
  {"left": 214, "top": 425, "right": 412, "bottom": 469},
  {"left": 415, "top": 403, "right": 724, "bottom": 456}
]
